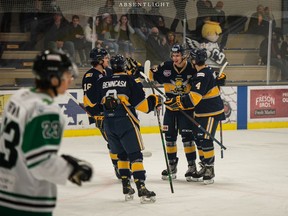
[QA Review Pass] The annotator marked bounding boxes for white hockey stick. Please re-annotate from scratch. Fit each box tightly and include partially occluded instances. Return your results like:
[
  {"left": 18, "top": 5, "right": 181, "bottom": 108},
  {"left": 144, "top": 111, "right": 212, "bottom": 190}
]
[
  {"left": 217, "top": 61, "right": 228, "bottom": 159},
  {"left": 219, "top": 61, "right": 228, "bottom": 76},
  {"left": 144, "top": 60, "right": 151, "bottom": 79}
]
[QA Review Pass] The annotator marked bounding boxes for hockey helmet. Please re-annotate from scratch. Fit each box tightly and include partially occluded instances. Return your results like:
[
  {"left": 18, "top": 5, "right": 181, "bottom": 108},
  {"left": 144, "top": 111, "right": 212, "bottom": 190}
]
[
  {"left": 110, "top": 54, "right": 127, "bottom": 72},
  {"left": 190, "top": 48, "right": 207, "bottom": 65},
  {"left": 33, "top": 49, "right": 78, "bottom": 87},
  {"left": 90, "top": 48, "right": 109, "bottom": 65},
  {"left": 170, "top": 44, "right": 185, "bottom": 57}
]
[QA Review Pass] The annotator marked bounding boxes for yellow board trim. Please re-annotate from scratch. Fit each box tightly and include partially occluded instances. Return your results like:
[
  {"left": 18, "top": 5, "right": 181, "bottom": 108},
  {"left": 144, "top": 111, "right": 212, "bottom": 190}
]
[
  {"left": 248, "top": 121, "right": 288, "bottom": 129},
  {"left": 62, "top": 122, "right": 287, "bottom": 137}
]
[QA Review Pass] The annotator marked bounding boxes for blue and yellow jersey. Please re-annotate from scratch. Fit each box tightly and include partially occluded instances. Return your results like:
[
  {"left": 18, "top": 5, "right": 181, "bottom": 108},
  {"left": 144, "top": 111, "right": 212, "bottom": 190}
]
[
  {"left": 182, "top": 66, "right": 225, "bottom": 120},
  {"left": 150, "top": 60, "right": 196, "bottom": 110},
  {"left": 82, "top": 67, "right": 106, "bottom": 116},
  {"left": 151, "top": 60, "right": 196, "bottom": 98},
  {"left": 92, "top": 73, "right": 155, "bottom": 124}
]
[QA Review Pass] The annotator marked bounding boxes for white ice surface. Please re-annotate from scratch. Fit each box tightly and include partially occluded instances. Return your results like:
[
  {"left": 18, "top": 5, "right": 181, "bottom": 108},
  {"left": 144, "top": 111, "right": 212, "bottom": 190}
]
[{"left": 54, "top": 128, "right": 288, "bottom": 216}]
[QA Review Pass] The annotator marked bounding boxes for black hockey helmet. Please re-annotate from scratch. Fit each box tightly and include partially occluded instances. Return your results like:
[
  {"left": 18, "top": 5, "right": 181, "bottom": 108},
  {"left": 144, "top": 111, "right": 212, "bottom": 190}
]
[
  {"left": 110, "top": 54, "right": 127, "bottom": 72},
  {"left": 190, "top": 48, "right": 207, "bottom": 66},
  {"left": 170, "top": 44, "right": 185, "bottom": 56},
  {"left": 90, "top": 48, "right": 109, "bottom": 66},
  {"left": 33, "top": 49, "right": 78, "bottom": 88}
]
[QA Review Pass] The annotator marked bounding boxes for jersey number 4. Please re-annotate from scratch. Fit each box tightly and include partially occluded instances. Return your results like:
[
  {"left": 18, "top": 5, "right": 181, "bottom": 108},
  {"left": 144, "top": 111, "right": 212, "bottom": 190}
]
[{"left": 0, "top": 119, "right": 20, "bottom": 169}]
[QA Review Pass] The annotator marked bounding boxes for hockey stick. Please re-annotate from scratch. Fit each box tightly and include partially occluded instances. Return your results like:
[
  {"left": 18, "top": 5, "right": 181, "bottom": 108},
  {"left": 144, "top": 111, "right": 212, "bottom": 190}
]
[
  {"left": 65, "top": 92, "right": 153, "bottom": 157},
  {"left": 139, "top": 72, "right": 227, "bottom": 151},
  {"left": 217, "top": 61, "right": 228, "bottom": 158},
  {"left": 218, "top": 61, "right": 228, "bottom": 77},
  {"left": 144, "top": 60, "right": 174, "bottom": 193}
]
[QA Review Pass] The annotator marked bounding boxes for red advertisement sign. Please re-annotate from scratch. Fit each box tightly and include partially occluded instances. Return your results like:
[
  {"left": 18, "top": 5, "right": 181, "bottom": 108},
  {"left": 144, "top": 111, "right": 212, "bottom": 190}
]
[{"left": 250, "top": 89, "right": 288, "bottom": 119}]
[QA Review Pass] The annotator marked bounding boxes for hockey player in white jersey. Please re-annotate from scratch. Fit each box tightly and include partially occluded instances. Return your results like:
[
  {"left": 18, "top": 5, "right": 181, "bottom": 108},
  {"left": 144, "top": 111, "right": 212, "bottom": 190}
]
[{"left": 0, "top": 49, "right": 93, "bottom": 216}]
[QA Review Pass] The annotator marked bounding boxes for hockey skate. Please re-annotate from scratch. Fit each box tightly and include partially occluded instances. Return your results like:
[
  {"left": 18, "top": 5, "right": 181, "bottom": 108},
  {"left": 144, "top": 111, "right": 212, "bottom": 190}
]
[
  {"left": 161, "top": 157, "right": 178, "bottom": 180},
  {"left": 136, "top": 182, "right": 156, "bottom": 204},
  {"left": 185, "top": 161, "right": 200, "bottom": 182},
  {"left": 122, "top": 178, "right": 135, "bottom": 201},
  {"left": 186, "top": 162, "right": 207, "bottom": 182},
  {"left": 203, "top": 165, "right": 215, "bottom": 185}
]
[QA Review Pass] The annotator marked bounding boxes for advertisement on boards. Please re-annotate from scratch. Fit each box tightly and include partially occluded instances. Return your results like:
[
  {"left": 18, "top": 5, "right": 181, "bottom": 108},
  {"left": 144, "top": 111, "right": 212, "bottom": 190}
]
[{"left": 249, "top": 86, "right": 288, "bottom": 120}]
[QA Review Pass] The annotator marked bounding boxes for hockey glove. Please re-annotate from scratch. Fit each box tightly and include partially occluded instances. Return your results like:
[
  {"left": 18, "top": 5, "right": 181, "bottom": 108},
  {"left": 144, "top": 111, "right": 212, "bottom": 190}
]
[
  {"left": 164, "top": 96, "right": 185, "bottom": 111},
  {"left": 126, "top": 57, "right": 143, "bottom": 78},
  {"left": 94, "top": 115, "right": 104, "bottom": 130},
  {"left": 62, "top": 155, "right": 93, "bottom": 186},
  {"left": 147, "top": 94, "right": 163, "bottom": 109},
  {"left": 216, "top": 72, "right": 226, "bottom": 87}
]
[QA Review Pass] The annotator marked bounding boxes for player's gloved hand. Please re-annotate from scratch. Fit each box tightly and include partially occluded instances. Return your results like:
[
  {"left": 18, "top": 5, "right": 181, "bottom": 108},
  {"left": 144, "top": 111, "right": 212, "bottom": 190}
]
[
  {"left": 62, "top": 155, "right": 93, "bottom": 186},
  {"left": 126, "top": 57, "right": 143, "bottom": 78},
  {"left": 164, "top": 96, "right": 185, "bottom": 110},
  {"left": 150, "top": 66, "right": 158, "bottom": 73},
  {"left": 146, "top": 94, "right": 163, "bottom": 112},
  {"left": 148, "top": 94, "right": 163, "bottom": 108},
  {"left": 94, "top": 115, "right": 104, "bottom": 129},
  {"left": 216, "top": 72, "right": 226, "bottom": 86}
]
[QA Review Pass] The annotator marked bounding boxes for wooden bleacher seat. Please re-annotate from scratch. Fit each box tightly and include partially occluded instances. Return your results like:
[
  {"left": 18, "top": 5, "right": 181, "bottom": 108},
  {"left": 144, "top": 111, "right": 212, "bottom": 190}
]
[
  {"left": 224, "top": 49, "right": 260, "bottom": 65},
  {"left": 0, "top": 33, "right": 30, "bottom": 50},
  {"left": 226, "top": 65, "right": 281, "bottom": 82},
  {"left": 1, "top": 50, "right": 39, "bottom": 68},
  {"left": 225, "top": 34, "right": 265, "bottom": 49},
  {"left": 0, "top": 67, "right": 88, "bottom": 88}
]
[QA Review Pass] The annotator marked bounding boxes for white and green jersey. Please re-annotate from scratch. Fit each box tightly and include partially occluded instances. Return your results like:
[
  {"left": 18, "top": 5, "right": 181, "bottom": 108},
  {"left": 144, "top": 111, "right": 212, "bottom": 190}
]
[{"left": 0, "top": 88, "right": 72, "bottom": 216}]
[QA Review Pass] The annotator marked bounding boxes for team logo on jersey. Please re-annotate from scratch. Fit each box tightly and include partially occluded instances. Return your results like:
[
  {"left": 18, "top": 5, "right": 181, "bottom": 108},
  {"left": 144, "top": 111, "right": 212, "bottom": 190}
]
[
  {"left": 163, "top": 70, "right": 171, "bottom": 77},
  {"left": 85, "top": 73, "right": 93, "bottom": 78},
  {"left": 171, "top": 78, "right": 188, "bottom": 94}
]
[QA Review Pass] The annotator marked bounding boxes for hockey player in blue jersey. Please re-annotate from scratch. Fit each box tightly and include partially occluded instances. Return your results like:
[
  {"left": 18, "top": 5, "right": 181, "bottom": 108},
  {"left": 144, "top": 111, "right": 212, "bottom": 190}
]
[
  {"left": 82, "top": 47, "right": 121, "bottom": 179},
  {"left": 149, "top": 44, "right": 199, "bottom": 181},
  {"left": 0, "top": 50, "right": 93, "bottom": 216},
  {"left": 90, "top": 54, "right": 162, "bottom": 203},
  {"left": 165, "top": 48, "right": 226, "bottom": 184}
]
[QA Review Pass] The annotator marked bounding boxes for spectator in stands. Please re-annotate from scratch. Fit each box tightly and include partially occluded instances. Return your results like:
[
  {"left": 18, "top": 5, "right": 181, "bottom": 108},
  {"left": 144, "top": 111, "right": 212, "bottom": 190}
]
[
  {"left": 196, "top": 0, "right": 214, "bottom": 39},
  {"left": 166, "top": 31, "right": 178, "bottom": 50},
  {"left": 98, "top": 13, "right": 119, "bottom": 54},
  {"left": 170, "top": 0, "right": 190, "bottom": 32},
  {"left": 114, "top": 14, "right": 135, "bottom": 57},
  {"left": 128, "top": 0, "right": 151, "bottom": 41},
  {"left": 147, "top": 5, "right": 170, "bottom": 36},
  {"left": 260, "top": 31, "right": 288, "bottom": 80},
  {"left": 263, "top": 6, "right": 276, "bottom": 34},
  {"left": 98, "top": 0, "right": 117, "bottom": 26},
  {"left": 156, "top": 16, "right": 171, "bottom": 37},
  {"left": 147, "top": 3, "right": 164, "bottom": 28},
  {"left": 69, "top": 15, "right": 86, "bottom": 66},
  {"left": 247, "top": 5, "right": 267, "bottom": 35},
  {"left": 44, "top": 13, "right": 75, "bottom": 60},
  {"left": 27, "top": 0, "right": 68, "bottom": 50},
  {"left": 146, "top": 27, "right": 170, "bottom": 65},
  {"left": 211, "top": 1, "right": 228, "bottom": 50},
  {"left": 84, "top": 16, "right": 103, "bottom": 63}
]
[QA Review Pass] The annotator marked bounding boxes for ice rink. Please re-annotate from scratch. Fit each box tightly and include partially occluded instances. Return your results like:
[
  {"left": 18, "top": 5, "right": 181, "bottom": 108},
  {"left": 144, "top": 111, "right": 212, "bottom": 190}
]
[{"left": 55, "top": 128, "right": 288, "bottom": 216}]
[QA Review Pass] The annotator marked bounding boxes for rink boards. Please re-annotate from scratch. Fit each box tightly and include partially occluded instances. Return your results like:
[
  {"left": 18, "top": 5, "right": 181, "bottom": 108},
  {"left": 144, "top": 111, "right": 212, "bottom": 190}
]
[{"left": 0, "top": 86, "right": 288, "bottom": 137}]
